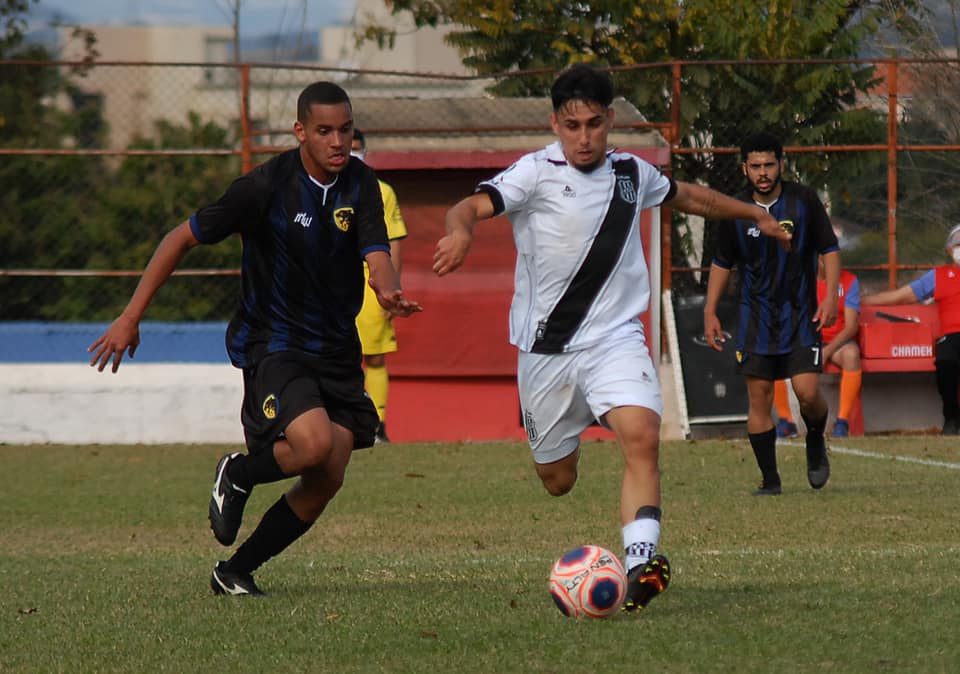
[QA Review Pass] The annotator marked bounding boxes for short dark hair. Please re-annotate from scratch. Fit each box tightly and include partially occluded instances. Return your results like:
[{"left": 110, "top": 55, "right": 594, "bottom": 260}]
[
  {"left": 353, "top": 128, "right": 366, "bottom": 150},
  {"left": 550, "top": 64, "right": 614, "bottom": 111},
  {"left": 297, "top": 81, "right": 351, "bottom": 122},
  {"left": 740, "top": 132, "right": 783, "bottom": 161}
]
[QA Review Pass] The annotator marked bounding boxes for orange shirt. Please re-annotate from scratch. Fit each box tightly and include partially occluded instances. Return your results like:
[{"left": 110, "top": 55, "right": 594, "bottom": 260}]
[{"left": 817, "top": 270, "right": 859, "bottom": 343}]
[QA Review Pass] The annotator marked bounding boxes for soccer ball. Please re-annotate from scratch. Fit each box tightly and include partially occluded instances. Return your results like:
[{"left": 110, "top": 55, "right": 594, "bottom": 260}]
[{"left": 549, "top": 545, "right": 627, "bottom": 618}]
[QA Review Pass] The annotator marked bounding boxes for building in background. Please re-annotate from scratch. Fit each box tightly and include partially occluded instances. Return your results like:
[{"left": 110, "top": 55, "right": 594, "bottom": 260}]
[{"left": 54, "top": 0, "right": 478, "bottom": 150}]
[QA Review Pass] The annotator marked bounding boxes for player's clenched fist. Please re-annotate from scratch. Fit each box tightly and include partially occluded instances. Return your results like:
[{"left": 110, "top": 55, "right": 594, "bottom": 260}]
[{"left": 433, "top": 229, "right": 472, "bottom": 276}]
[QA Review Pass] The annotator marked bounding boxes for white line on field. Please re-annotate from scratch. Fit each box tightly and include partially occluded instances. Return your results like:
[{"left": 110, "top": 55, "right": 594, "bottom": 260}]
[{"left": 782, "top": 440, "right": 960, "bottom": 470}]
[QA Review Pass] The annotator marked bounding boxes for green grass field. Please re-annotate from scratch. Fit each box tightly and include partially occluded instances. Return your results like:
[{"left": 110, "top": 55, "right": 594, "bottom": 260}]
[{"left": 2, "top": 436, "right": 958, "bottom": 673}]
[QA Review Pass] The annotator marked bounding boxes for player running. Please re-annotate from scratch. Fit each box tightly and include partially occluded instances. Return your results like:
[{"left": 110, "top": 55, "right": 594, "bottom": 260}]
[
  {"left": 433, "top": 64, "right": 788, "bottom": 611},
  {"left": 89, "top": 81, "right": 421, "bottom": 596}
]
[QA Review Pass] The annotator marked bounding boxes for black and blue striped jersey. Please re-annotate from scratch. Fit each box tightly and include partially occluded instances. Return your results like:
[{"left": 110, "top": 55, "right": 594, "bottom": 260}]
[
  {"left": 189, "top": 148, "right": 389, "bottom": 368},
  {"left": 712, "top": 181, "right": 839, "bottom": 355}
]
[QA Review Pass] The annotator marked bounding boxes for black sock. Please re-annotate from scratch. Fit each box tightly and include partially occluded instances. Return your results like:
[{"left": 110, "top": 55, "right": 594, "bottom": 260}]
[
  {"left": 225, "top": 496, "right": 312, "bottom": 575},
  {"left": 748, "top": 428, "right": 780, "bottom": 487},
  {"left": 801, "top": 409, "right": 828, "bottom": 450},
  {"left": 635, "top": 505, "right": 662, "bottom": 521},
  {"left": 227, "top": 448, "right": 287, "bottom": 492}
]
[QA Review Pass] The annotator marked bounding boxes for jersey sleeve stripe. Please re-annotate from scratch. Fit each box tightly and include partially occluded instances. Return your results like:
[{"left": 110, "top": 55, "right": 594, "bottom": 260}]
[{"left": 476, "top": 184, "right": 506, "bottom": 215}]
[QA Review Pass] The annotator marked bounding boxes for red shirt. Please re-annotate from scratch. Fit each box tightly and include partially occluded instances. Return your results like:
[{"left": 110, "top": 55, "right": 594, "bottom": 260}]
[
  {"left": 817, "top": 270, "right": 859, "bottom": 343},
  {"left": 934, "top": 265, "right": 960, "bottom": 335}
]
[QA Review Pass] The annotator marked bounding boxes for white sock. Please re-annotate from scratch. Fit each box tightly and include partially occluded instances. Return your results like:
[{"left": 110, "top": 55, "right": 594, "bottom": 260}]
[{"left": 622, "top": 517, "right": 660, "bottom": 573}]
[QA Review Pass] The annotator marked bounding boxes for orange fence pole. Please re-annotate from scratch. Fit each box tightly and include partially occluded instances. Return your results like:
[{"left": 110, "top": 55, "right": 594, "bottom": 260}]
[
  {"left": 662, "top": 62, "right": 682, "bottom": 295},
  {"left": 887, "top": 62, "right": 899, "bottom": 289}
]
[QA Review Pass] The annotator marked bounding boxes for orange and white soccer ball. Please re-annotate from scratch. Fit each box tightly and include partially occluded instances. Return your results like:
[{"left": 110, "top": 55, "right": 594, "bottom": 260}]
[{"left": 549, "top": 545, "right": 627, "bottom": 618}]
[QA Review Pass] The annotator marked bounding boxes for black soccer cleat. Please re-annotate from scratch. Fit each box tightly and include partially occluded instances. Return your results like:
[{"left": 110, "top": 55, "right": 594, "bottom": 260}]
[
  {"left": 208, "top": 452, "right": 251, "bottom": 546},
  {"left": 942, "top": 418, "right": 960, "bottom": 436},
  {"left": 806, "top": 442, "right": 831, "bottom": 490},
  {"left": 752, "top": 483, "right": 782, "bottom": 496},
  {"left": 374, "top": 422, "right": 390, "bottom": 444},
  {"left": 210, "top": 561, "right": 265, "bottom": 597},
  {"left": 622, "top": 554, "right": 671, "bottom": 612}
]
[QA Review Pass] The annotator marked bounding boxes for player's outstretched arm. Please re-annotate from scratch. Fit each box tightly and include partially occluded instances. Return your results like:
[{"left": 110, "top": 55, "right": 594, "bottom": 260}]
[
  {"left": 367, "top": 250, "right": 422, "bottom": 317},
  {"left": 668, "top": 182, "right": 790, "bottom": 245},
  {"left": 88, "top": 221, "right": 199, "bottom": 373},
  {"left": 860, "top": 284, "right": 918, "bottom": 306},
  {"left": 433, "top": 192, "right": 495, "bottom": 276}
]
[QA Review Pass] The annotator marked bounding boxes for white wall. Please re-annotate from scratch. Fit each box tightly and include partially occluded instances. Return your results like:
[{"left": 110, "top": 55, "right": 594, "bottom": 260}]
[{"left": 1, "top": 364, "right": 243, "bottom": 444}]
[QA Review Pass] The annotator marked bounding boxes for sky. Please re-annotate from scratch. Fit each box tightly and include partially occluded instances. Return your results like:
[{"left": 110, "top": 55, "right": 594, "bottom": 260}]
[{"left": 37, "top": 0, "right": 357, "bottom": 36}]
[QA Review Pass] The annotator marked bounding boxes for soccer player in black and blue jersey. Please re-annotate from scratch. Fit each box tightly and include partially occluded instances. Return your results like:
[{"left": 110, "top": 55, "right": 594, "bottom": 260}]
[
  {"left": 89, "top": 81, "right": 421, "bottom": 595},
  {"left": 704, "top": 132, "right": 840, "bottom": 496}
]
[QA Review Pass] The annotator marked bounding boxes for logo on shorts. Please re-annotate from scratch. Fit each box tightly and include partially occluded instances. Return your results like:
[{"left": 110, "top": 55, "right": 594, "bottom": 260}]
[
  {"left": 262, "top": 393, "right": 278, "bottom": 420},
  {"left": 523, "top": 410, "right": 538, "bottom": 442},
  {"left": 535, "top": 319, "right": 548, "bottom": 341},
  {"left": 736, "top": 351, "right": 744, "bottom": 363},
  {"left": 333, "top": 207, "right": 354, "bottom": 232}
]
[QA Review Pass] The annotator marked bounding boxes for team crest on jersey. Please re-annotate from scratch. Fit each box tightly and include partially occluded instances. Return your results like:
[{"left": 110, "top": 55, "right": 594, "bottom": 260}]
[
  {"left": 262, "top": 393, "right": 278, "bottom": 420},
  {"left": 333, "top": 207, "right": 354, "bottom": 232},
  {"left": 616, "top": 175, "right": 637, "bottom": 204}
]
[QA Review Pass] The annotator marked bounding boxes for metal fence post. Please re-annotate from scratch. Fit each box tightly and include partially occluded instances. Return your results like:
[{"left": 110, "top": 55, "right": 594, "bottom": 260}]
[{"left": 887, "top": 61, "right": 899, "bottom": 289}]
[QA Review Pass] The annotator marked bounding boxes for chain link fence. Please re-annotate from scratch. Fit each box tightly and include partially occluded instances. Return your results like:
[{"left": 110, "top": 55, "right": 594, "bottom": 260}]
[{"left": 3, "top": 58, "right": 960, "bottom": 322}]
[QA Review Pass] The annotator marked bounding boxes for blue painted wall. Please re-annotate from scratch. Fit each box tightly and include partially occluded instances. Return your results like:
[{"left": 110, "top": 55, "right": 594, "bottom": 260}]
[{"left": 0, "top": 322, "right": 230, "bottom": 363}]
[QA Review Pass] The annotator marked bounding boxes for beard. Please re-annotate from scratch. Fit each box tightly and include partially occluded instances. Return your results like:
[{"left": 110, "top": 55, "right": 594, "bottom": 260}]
[{"left": 751, "top": 174, "right": 781, "bottom": 196}]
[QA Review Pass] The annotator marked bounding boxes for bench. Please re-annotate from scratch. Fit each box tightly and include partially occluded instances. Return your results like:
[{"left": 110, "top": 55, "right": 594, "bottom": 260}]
[{"left": 821, "top": 303, "right": 939, "bottom": 435}]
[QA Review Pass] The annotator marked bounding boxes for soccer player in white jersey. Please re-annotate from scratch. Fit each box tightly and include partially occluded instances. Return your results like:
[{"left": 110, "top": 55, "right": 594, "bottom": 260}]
[{"left": 433, "top": 64, "right": 789, "bottom": 611}]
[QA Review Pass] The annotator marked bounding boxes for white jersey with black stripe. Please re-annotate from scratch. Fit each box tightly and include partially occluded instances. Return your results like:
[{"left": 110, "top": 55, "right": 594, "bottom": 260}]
[{"left": 479, "top": 141, "right": 671, "bottom": 353}]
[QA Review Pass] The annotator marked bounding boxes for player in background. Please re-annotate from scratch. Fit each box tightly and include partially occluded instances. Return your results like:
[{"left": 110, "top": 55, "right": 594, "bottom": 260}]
[
  {"left": 861, "top": 224, "right": 960, "bottom": 435},
  {"left": 775, "top": 260, "right": 862, "bottom": 438},
  {"left": 704, "top": 131, "right": 840, "bottom": 496},
  {"left": 433, "top": 64, "right": 788, "bottom": 611},
  {"left": 88, "top": 81, "right": 421, "bottom": 596},
  {"left": 351, "top": 129, "right": 408, "bottom": 443}
]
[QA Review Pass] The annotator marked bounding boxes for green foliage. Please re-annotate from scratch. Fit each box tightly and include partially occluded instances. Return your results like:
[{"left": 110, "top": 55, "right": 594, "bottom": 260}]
[
  {"left": 366, "top": 0, "right": 929, "bottom": 290},
  {"left": 0, "top": 97, "right": 240, "bottom": 320},
  {"left": 0, "top": 33, "right": 111, "bottom": 318},
  {"left": 0, "top": 0, "right": 240, "bottom": 321},
  {"left": 0, "top": 0, "right": 35, "bottom": 57},
  {"left": 78, "top": 113, "right": 242, "bottom": 321}
]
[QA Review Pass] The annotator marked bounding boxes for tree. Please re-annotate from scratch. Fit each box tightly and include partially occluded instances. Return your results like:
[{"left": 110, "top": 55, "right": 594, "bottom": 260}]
[
  {"left": 362, "top": 1, "right": 928, "bottom": 289},
  {"left": 0, "top": 0, "right": 110, "bottom": 320},
  {"left": 70, "top": 113, "right": 242, "bottom": 322}
]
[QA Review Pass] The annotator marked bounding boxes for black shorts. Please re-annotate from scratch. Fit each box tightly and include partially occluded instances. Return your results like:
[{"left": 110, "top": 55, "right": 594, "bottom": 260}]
[
  {"left": 935, "top": 332, "right": 960, "bottom": 365},
  {"left": 240, "top": 351, "right": 378, "bottom": 453},
  {"left": 736, "top": 345, "right": 823, "bottom": 381}
]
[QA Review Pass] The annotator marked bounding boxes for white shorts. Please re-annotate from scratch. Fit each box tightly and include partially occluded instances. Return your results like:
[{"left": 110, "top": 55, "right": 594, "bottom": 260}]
[{"left": 518, "top": 327, "right": 662, "bottom": 465}]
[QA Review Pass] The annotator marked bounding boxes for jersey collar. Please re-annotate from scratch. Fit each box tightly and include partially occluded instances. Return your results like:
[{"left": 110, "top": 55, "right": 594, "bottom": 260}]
[{"left": 545, "top": 141, "right": 614, "bottom": 169}]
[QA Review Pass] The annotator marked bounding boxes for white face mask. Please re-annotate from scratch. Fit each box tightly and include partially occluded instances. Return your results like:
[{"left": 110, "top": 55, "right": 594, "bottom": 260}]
[
  {"left": 351, "top": 150, "right": 366, "bottom": 161},
  {"left": 952, "top": 246, "right": 960, "bottom": 265}
]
